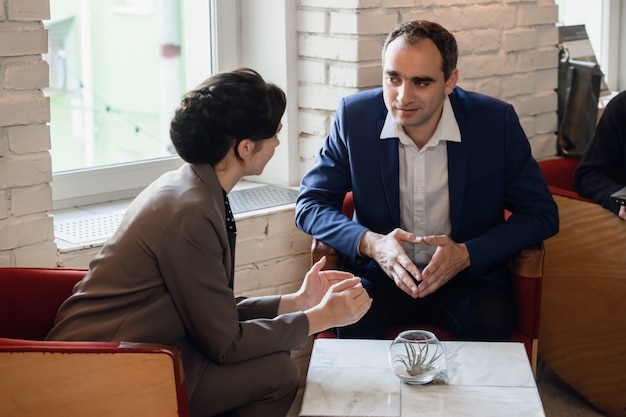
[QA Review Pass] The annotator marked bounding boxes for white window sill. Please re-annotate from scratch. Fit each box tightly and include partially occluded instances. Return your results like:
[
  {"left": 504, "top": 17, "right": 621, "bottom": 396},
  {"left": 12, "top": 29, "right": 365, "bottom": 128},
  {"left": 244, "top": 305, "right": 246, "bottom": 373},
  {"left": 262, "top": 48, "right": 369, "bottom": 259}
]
[{"left": 53, "top": 181, "right": 299, "bottom": 253}]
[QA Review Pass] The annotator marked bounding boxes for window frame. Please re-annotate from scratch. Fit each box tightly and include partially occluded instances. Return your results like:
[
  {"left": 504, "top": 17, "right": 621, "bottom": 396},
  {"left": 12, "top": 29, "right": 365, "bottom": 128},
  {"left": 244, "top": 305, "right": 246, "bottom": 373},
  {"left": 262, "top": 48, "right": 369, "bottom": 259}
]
[
  {"left": 51, "top": 0, "right": 241, "bottom": 210},
  {"left": 556, "top": 0, "right": 624, "bottom": 92},
  {"left": 601, "top": 0, "right": 625, "bottom": 91}
]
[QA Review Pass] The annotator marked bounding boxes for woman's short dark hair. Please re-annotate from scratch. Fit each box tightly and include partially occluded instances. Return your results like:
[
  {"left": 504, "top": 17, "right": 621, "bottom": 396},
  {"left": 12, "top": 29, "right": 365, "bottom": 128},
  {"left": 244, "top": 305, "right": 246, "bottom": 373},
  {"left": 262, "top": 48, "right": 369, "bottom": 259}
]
[
  {"left": 169, "top": 68, "right": 286, "bottom": 164},
  {"left": 382, "top": 20, "right": 458, "bottom": 81}
]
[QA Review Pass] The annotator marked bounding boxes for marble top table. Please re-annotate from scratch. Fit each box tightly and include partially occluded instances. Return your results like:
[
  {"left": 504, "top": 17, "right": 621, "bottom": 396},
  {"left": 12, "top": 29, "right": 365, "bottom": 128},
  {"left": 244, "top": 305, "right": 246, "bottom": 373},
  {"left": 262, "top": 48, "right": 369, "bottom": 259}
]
[{"left": 299, "top": 338, "right": 545, "bottom": 417}]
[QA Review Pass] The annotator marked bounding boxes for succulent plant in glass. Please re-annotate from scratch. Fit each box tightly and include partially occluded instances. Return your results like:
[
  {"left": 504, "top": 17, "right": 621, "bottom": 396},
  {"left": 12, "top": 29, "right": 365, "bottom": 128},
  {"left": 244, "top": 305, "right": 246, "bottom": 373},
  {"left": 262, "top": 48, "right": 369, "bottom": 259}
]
[{"left": 389, "top": 330, "right": 447, "bottom": 384}]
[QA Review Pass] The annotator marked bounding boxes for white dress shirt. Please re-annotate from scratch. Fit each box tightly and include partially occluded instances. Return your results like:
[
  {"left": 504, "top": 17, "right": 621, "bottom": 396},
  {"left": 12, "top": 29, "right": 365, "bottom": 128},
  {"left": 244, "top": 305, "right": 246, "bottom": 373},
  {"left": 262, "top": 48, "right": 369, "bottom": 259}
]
[{"left": 380, "top": 96, "right": 461, "bottom": 266}]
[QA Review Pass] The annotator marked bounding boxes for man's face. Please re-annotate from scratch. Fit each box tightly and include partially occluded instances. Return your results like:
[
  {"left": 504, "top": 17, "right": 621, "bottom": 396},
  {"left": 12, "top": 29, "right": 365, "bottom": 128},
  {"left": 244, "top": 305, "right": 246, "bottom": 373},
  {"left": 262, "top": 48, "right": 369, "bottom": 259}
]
[{"left": 382, "top": 37, "right": 457, "bottom": 145}]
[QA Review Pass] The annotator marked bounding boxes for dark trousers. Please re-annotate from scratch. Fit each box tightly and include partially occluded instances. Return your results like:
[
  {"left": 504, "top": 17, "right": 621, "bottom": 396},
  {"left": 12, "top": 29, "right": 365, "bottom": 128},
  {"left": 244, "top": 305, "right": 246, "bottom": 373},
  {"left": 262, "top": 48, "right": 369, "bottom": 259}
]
[
  {"left": 190, "top": 351, "right": 300, "bottom": 417},
  {"left": 336, "top": 271, "right": 514, "bottom": 341}
]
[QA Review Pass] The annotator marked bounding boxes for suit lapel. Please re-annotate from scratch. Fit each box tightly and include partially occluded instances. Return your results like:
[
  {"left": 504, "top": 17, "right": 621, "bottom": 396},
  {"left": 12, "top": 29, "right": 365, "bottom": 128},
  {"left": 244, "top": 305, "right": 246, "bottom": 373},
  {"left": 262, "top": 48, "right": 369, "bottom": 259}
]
[
  {"left": 447, "top": 89, "right": 468, "bottom": 241},
  {"left": 190, "top": 163, "right": 234, "bottom": 285},
  {"left": 378, "top": 118, "right": 401, "bottom": 227}
]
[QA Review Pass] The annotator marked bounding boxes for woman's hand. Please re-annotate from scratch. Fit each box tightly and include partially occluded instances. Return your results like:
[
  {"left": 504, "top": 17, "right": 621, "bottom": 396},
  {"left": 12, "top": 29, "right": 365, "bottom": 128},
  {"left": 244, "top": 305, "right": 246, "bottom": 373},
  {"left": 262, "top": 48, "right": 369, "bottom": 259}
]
[
  {"left": 305, "top": 277, "right": 372, "bottom": 335},
  {"left": 278, "top": 256, "right": 358, "bottom": 315},
  {"left": 277, "top": 256, "right": 372, "bottom": 334},
  {"left": 296, "top": 256, "right": 356, "bottom": 310}
]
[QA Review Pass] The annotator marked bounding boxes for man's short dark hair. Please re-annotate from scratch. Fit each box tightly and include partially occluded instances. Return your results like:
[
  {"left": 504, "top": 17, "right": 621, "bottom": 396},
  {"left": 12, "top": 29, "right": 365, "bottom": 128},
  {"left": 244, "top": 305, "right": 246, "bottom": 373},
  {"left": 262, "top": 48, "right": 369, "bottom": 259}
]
[{"left": 382, "top": 20, "right": 458, "bottom": 80}]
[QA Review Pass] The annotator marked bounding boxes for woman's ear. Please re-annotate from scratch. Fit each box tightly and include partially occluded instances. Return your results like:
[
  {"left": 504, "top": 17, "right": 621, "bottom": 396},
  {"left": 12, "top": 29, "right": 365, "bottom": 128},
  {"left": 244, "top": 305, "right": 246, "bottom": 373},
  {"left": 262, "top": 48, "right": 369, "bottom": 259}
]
[{"left": 237, "top": 139, "right": 253, "bottom": 159}]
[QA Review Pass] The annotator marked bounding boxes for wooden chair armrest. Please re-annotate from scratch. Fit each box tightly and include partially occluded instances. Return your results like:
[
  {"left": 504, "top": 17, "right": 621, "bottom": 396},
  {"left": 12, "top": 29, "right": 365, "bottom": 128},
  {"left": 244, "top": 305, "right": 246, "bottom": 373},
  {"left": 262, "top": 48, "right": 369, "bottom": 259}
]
[
  {"left": 311, "top": 238, "right": 344, "bottom": 270},
  {"left": 508, "top": 242, "right": 545, "bottom": 339},
  {"left": 508, "top": 242, "right": 544, "bottom": 278},
  {"left": 0, "top": 338, "right": 189, "bottom": 417}
]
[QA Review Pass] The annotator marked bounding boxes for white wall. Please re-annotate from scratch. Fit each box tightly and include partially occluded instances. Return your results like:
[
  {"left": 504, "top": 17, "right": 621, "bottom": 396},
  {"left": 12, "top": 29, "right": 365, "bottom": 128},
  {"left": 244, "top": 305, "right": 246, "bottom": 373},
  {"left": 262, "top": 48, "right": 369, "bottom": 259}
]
[
  {"left": 0, "top": 0, "right": 560, "bottom": 271},
  {"left": 295, "top": 1, "right": 560, "bottom": 180},
  {"left": 0, "top": 0, "right": 56, "bottom": 267},
  {"left": 238, "top": 1, "right": 561, "bottom": 186}
]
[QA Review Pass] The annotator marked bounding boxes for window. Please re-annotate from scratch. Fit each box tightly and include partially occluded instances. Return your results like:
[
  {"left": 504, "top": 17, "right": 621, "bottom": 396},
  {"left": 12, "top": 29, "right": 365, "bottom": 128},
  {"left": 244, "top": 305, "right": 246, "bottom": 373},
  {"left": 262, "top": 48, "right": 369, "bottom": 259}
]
[
  {"left": 48, "top": 0, "right": 239, "bottom": 209},
  {"left": 555, "top": 0, "right": 624, "bottom": 92}
]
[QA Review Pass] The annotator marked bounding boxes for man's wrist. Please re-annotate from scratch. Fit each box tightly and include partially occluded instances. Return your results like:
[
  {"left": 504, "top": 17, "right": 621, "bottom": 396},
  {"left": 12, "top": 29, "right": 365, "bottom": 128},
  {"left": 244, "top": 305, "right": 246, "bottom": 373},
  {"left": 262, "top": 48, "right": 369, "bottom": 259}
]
[{"left": 358, "top": 230, "right": 377, "bottom": 258}]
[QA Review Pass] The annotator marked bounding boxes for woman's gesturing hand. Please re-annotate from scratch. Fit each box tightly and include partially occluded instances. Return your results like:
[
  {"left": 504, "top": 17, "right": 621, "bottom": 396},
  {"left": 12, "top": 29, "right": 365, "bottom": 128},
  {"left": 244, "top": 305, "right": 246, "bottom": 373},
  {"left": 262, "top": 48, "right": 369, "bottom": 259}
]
[
  {"left": 305, "top": 277, "right": 372, "bottom": 335},
  {"left": 296, "top": 256, "right": 356, "bottom": 310}
]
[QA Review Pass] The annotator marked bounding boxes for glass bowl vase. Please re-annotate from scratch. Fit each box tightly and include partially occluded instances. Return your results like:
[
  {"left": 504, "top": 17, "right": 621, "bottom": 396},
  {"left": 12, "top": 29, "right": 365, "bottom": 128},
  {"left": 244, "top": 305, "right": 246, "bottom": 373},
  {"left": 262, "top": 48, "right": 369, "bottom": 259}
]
[{"left": 389, "top": 329, "right": 447, "bottom": 384}]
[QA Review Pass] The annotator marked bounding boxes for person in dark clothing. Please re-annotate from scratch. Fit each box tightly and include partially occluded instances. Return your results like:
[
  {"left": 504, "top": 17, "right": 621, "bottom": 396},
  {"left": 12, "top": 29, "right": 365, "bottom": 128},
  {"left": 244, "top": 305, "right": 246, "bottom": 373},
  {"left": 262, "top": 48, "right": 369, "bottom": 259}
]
[
  {"left": 295, "top": 20, "right": 558, "bottom": 341},
  {"left": 575, "top": 90, "right": 626, "bottom": 220}
]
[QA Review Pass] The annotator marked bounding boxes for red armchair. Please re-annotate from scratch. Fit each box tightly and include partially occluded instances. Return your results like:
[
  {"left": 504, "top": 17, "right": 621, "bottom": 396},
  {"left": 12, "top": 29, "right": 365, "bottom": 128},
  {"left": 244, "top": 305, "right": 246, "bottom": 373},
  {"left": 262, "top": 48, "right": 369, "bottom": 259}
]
[
  {"left": 535, "top": 157, "right": 583, "bottom": 200},
  {"left": 0, "top": 267, "right": 190, "bottom": 417},
  {"left": 538, "top": 158, "right": 626, "bottom": 417},
  {"left": 312, "top": 192, "right": 544, "bottom": 375}
]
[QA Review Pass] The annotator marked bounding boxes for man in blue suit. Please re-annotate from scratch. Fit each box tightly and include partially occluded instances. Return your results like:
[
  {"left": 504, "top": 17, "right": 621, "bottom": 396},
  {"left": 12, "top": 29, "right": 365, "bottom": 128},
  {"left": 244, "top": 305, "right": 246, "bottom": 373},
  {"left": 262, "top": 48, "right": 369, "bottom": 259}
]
[{"left": 295, "top": 20, "right": 559, "bottom": 340}]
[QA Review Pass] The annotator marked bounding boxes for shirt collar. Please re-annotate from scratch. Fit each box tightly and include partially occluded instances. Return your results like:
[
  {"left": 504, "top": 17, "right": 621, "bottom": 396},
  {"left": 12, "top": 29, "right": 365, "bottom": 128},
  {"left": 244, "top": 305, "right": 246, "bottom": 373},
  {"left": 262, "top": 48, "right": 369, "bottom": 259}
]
[{"left": 380, "top": 95, "right": 461, "bottom": 146}]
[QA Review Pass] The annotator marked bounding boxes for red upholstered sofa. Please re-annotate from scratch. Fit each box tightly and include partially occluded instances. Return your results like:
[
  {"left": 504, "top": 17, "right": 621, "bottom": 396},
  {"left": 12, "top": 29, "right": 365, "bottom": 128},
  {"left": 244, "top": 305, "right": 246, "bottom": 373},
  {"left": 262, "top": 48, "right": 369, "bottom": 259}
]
[
  {"left": 0, "top": 267, "right": 190, "bottom": 417},
  {"left": 312, "top": 192, "right": 545, "bottom": 376}
]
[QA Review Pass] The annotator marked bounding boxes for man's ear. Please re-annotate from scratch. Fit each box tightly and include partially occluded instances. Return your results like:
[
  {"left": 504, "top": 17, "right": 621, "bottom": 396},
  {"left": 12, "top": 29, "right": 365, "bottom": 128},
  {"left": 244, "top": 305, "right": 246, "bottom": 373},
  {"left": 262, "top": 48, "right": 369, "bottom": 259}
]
[{"left": 444, "top": 68, "right": 458, "bottom": 95}]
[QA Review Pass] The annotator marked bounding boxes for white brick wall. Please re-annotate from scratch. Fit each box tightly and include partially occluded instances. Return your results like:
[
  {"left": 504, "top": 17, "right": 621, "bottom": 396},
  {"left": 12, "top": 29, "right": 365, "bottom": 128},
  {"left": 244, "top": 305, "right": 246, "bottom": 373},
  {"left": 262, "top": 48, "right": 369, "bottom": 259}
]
[
  {"left": 0, "top": 0, "right": 54, "bottom": 267},
  {"left": 297, "top": 1, "right": 560, "bottom": 177},
  {"left": 0, "top": 0, "right": 560, "bottom": 280}
]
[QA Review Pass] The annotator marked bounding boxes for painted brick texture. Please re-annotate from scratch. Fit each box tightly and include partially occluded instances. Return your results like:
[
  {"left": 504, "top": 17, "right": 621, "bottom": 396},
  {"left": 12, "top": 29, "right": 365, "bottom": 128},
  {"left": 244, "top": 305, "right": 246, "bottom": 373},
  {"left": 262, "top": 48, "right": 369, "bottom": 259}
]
[
  {"left": 0, "top": 0, "right": 54, "bottom": 266},
  {"left": 297, "top": 1, "right": 560, "bottom": 176},
  {"left": 1, "top": 1, "right": 560, "bottom": 286}
]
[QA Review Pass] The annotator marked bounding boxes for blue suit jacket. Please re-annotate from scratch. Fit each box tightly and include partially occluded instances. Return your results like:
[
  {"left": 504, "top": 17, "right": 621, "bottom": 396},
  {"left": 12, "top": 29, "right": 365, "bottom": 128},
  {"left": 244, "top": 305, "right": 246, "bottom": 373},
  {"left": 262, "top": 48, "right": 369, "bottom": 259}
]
[{"left": 296, "top": 86, "right": 558, "bottom": 286}]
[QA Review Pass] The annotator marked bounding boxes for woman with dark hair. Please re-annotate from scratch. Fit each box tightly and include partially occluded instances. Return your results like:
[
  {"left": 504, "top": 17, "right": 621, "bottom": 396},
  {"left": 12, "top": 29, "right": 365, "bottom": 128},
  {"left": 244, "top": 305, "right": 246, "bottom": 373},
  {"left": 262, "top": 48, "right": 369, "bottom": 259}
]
[{"left": 47, "top": 68, "right": 371, "bottom": 417}]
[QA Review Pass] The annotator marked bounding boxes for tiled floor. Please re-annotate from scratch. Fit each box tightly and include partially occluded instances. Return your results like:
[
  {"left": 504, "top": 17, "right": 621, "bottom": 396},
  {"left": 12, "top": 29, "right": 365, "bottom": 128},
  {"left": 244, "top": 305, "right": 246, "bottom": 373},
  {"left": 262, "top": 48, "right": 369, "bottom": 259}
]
[{"left": 537, "top": 365, "right": 606, "bottom": 417}]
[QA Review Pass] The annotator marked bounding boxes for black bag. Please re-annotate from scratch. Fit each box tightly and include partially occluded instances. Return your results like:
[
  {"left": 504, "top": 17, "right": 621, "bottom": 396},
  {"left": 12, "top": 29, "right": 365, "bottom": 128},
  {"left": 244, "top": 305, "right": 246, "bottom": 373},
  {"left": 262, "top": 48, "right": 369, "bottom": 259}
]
[{"left": 556, "top": 47, "right": 602, "bottom": 158}]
